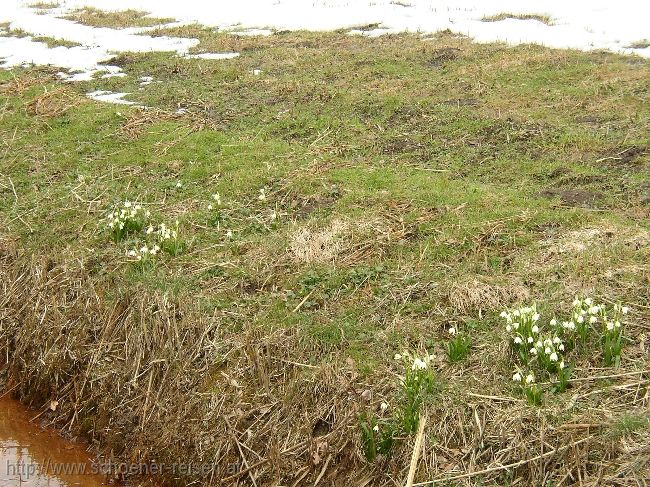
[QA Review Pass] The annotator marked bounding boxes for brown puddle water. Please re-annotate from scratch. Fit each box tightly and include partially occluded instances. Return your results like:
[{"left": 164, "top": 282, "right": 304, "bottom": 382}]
[{"left": 0, "top": 397, "right": 110, "bottom": 486}]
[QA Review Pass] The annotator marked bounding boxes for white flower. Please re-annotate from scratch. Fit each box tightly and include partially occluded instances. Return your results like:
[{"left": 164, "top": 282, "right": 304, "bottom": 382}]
[
  {"left": 514, "top": 336, "right": 523, "bottom": 345},
  {"left": 573, "top": 298, "right": 581, "bottom": 306},
  {"left": 258, "top": 189, "right": 266, "bottom": 201},
  {"left": 536, "top": 340, "right": 543, "bottom": 348},
  {"left": 544, "top": 347, "right": 552, "bottom": 355},
  {"left": 412, "top": 358, "right": 427, "bottom": 370},
  {"left": 127, "top": 250, "right": 137, "bottom": 257},
  {"left": 500, "top": 311, "right": 509, "bottom": 318},
  {"left": 527, "top": 337, "right": 534, "bottom": 344},
  {"left": 585, "top": 297, "right": 593, "bottom": 306},
  {"left": 448, "top": 327, "right": 457, "bottom": 336},
  {"left": 394, "top": 354, "right": 402, "bottom": 361},
  {"left": 589, "top": 306, "right": 600, "bottom": 315},
  {"left": 577, "top": 315, "right": 584, "bottom": 324},
  {"left": 212, "top": 193, "right": 221, "bottom": 204},
  {"left": 373, "top": 425, "right": 379, "bottom": 433},
  {"left": 559, "top": 361, "right": 565, "bottom": 370},
  {"left": 614, "top": 321, "right": 621, "bottom": 328},
  {"left": 513, "top": 310, "right": 520, "bottom": 317},
  {"left": 176, "top": 181, "right": 182, "bottom": 188},
  {"left": 532, "top": 313, "right": 540, "bottom": 322},
  {"left": 589, "top": 316, "right": 597, "bottom": 324},
  {"left": 525, "top": 373, "right": 535, "bottom": 384},
  {"left": 550, "top": 352, "right": 558, "bottom": 362},
  {"left": 606, "top": 322, "right": 615, "bottom": 331},
  {"left": 512, "top": 322, "right": 520, "bottom": 330},
  {"left": 558, "top": 344, "right": 565, "bottom": 351},
  {"left": 530, "top": 347, "right": 537, "bottom": 355},
  {"left": 553, "top": 336, "right": 561, "bottom": 345},
  {"left": 124, "top": 201, "right": 132, "bottom": 208},
  {"left": 506, "top": 324, "right": 512, "bottom": 332},
  {"left": 380, "top": 402, "right": 389, "bottom": 412},
  {"left": 226, "top": 229, "right": 233, "bottom": 238},
  {"left": 140, "top": 246, "right": 149, "bottom": 254},
  {"left": 207, "top": 204, "right": 213, "bottom": 210},
  {"left": 621, "top": 306, "right": 629, "bottom": 315},
  {"left": 146, "top": 225, "right": 154, "bottom": 234},
  {"left": 512, "top": 372, "right": 522, "bottom": 382},
  {"left": 270, "top": 211, "right": 277, "bottom": 220},
  {"left": 550, "top": 318, "right": 557, "bottom": 326},
  {"left": 532, "top": 325, "right": 539, "bottom": 334}
]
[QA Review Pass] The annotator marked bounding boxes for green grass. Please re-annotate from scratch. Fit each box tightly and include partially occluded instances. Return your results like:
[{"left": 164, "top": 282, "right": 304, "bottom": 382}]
[{"left": 1, "top": 29, "right": 649, "bottom": 485}]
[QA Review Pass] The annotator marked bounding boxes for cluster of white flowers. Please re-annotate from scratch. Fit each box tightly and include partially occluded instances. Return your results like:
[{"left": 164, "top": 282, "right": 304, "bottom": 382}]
[
  {"left": 146, "top": 222, "right": 178, "bottom": 242},
  {"left": 532, "top": 336, "right": 566, "bottom": 370},
  {"left": 394, "top": 351, "right": 435, "bottom": 371},
  {"left": 126, "top": 244, "right": 161, "bottom": 261},
  {"left": 501, "top": 304, "right": 541, "bottom": 349},
  {"left": 207, "top": 193, "right": 222, "bottom": 211},
  {"left": 512, "top": 370, "right": 535, "bottom": 385},
  {"left": 106, "top": 201, "right": 149, "bottom": 233}
]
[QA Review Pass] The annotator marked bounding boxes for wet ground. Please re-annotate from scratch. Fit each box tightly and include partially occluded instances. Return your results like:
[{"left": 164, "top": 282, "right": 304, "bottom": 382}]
[{"left": 0, "top": 396, "right": 109, "bottom": 487}]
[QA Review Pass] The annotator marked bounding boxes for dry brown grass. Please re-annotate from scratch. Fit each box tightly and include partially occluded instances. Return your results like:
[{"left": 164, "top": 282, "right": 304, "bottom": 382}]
[
  {"left": 25, "top": 87, "right": 83, "bottom": 117},
  {"left": 1, "top": 245, "right": 648, "bottom": 486}
]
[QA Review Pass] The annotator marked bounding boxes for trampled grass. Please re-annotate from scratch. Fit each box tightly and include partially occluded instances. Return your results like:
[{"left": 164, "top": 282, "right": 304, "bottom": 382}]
[{"left": 0, "top": 29, "right": 648, "bottom": 486}]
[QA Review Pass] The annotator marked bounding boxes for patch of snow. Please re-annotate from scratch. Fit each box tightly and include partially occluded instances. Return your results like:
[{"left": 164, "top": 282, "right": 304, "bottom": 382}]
[
  {"left": 0, "top": 0, "right": 648, "bottom": 96},
  {"left": 86, "top": 90, "right": 135, "bottom": 105}
]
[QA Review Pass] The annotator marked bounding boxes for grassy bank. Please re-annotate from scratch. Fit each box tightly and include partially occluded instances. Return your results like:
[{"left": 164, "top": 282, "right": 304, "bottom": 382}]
[{"left": 1, "top": 28, "right": 649, "bottom": 485}]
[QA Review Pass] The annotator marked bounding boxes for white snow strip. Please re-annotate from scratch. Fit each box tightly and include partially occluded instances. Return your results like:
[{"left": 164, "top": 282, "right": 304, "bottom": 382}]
[
  {"left": 86, "top": 90, "right": 135, "bottom": 104},
  {"left": 0, "top": 0, "right": 648, "bottom": 94}
]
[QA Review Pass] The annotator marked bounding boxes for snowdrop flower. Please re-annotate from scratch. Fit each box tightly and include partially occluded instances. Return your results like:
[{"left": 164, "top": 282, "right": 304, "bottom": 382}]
[
  {"left": 512, "top": 372, "right": 522, "bottom": 382},
  {"left": 553, "top": 337, "right": 561, "bottom": 345},
  {"left": 530, "top": 347, "right": 537, "bottom": 355},
  {"left": 544, "top": 347, "right": 552, "bottom": 355},
  {"left": 536, "top": 340, "right": 543, "bottom": 348},
  {"left": 606, "top": 322, "right": 615, "bottom": 331},
  {"left": 448, "top": 327, "right": 457, "bottom": 336},
  {"left": 589, "top": 306, "right": 600, "bottom": 315},
  {"left": 146, "top": 225, "right": 154, "bottom": 234},
  {"left": 550, "top": 318, "right": 557, "bottom": 326},
  {"left": 525, "top": 373, "right": 535, "bottom": 384},
  {"left": 226, "top": 229, "right": 233, "bottom": 239},
  {"left": 212, "top": 193, "right": 221, "bottom": 205},
  {"left": 500, "top": 311, "right": 509, "bottom": 318},
  {"left": 176, "top": 181, "right": 182, "bottom": 188},
  {"left": 373, "top": 425, "right": 379, "bottom": 433},
  {"left": 506, "top": 324, "right": 512, "bottom": 332},
  {"left": 558, "top": 344, "right": 565, "bottom": 351},
  {"left": 380, "top": 402, "right": 389, "bottom": 412},
  {"left": 573, "top": 298, "right": 581, "bottom": 306},
  {"left": 550, "top": 352, "right": 558, "bottom": 362},
  {"left": 527, "top": 337, "right": 534, "bottom": 344},
  {"left": 559, "top": 361, "right": 565, "bottom": 370},
  {"left": 127, "top": 250, "right": 137, "bottom": 257},
  {"left": 577, "top": 315, "right": 584, "bottom": 324},
  {"left": 513, "top": 310, "right": 520, "bottom": 317},
  {"left": 270, "top": 211, "right": 277, "bottom": 220},
  {"left": 412, "top": 358, "right": 427, "bottom": 370},
  {"left": 394, "top": 354, "right": 402, "bottom": 361},
  {"left": 614, "top": 321, "right": 621, "bottom": 328},
  {"left": 258, "top": 188, "right": 266, "bottom": 201},
  {"left": 514, "top": 336, "right": 523, "bottom": 345},
  {"left": 590, "top": 316, "right": 597, "bottom": 324},
  {"left": 585, "top": 297, "right": 593, "bottom": 306},
  {"left": 621, "top": 306, "right": 629, "bottom": 314},
  {"left": 532, "top": 325, "right": 539, "bottom": 334},
  {"left": 124, "top": 201, "right": 132, "bottom": 208},
  {"left": 532, "top": 313, "right": 540, "bottom": 321},
  {"left": 207, "top": 204, "right": 213, "bottom": 211},
  {"left": 513, "top": 322, "right": 520, "bottom": 330}
]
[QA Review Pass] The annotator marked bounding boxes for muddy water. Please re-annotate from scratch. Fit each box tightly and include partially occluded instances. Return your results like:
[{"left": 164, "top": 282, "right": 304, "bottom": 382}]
[{"left": 0, "top": 397, "right": 109, "bottom": 486}]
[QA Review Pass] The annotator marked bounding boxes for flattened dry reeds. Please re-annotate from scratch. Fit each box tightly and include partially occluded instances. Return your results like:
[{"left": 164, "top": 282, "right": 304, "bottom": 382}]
[{"left": 0, "top": 243, "right": 648, "bottom": 486}]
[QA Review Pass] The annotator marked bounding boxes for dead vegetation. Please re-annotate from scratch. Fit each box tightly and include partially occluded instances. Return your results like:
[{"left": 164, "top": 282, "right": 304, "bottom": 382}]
[
  {"left": 1, "top": 240, "right": 648, "bottom": 486},
  {"left": 25, "top": 87, "right": 84, "bottom": 117}
]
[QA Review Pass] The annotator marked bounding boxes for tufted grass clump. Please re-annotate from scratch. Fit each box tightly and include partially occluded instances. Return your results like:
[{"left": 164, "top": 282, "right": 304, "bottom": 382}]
[
  {"left": 106, "top": 201, "right": 150, "bottom": 242},
  {"left": 445, "top": 325, "right": 471, "bottom": 362}
]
